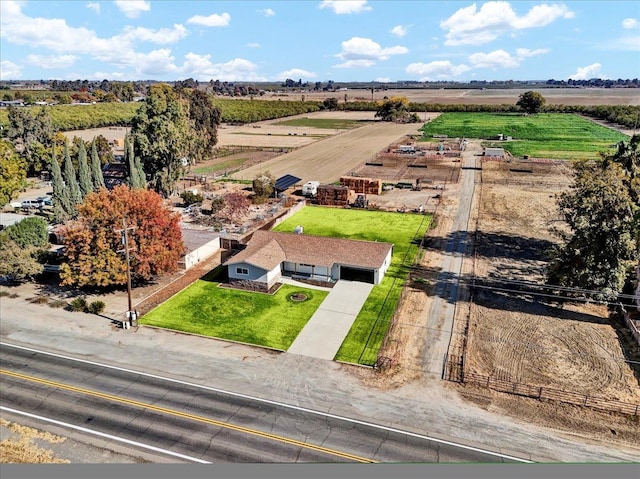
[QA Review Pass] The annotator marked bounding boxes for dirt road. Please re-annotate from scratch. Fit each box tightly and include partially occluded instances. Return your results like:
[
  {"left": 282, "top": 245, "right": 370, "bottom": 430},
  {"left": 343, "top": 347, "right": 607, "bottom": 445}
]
[{"left": 421, "top": 142, "right": 482, "bottom": 376}]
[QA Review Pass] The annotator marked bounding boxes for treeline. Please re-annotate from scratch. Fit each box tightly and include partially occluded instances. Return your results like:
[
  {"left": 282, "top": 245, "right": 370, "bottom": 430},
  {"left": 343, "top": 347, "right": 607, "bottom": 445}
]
[
  {"left": 2, "top": 99, "right": 638, "bottom": 132},
  {"left": 0, "top": 99, "right": 324, "bottom": 130},
  {"left": 211, "top": 99, "right": 322, "bottom": 123}
]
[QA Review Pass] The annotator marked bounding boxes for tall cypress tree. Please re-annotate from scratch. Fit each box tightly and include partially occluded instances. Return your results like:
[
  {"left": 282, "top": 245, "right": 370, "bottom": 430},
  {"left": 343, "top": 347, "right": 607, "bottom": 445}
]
[
  {"left": 90, "top": 137, "right": 105, "bottom": 191},
  {"left": 62, "top": 141, "right": 82, "bottom": 207},
  {"left": 50, "top": 149, "right": 72, "bottom": 221},
  {"left": 134, "top": 155, "right": 147, "bottom": 189},
  {"left": 125, "top": 134, "right": 145, "bottom": 189},
  {"left": 77, "top": 141, "right": 92, "bottom": 198}
]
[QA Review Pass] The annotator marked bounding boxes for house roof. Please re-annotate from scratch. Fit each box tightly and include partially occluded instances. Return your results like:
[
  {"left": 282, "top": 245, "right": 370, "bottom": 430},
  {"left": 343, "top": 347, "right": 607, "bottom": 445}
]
[
  {"left": 225, "top": 230, "right": 393, "bottom": 271},
  {"left": 181, "top": 228, "right": 220, "bottom": 253}
]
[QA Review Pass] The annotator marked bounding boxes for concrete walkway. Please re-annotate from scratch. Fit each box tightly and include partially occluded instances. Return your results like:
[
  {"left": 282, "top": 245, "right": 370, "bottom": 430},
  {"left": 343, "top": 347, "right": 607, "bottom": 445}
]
[{"left": 287, "top": 280, "right": 373, "bottom": 360}]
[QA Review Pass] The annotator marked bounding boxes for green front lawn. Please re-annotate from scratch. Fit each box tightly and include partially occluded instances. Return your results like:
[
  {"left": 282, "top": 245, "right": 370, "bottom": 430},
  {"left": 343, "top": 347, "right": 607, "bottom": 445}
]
[
  {"left": 421, "top": 113, "right": 629, "bottom": 160},
  {"left": 274, "top": 207, "right": 431, "bottom": 364},
  {"left": 141, "top": 271, "right": 327, "bottom": 350}
]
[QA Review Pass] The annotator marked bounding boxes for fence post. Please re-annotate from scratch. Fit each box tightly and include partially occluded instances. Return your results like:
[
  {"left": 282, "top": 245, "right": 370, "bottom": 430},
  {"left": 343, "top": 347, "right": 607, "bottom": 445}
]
[
  {"left": 584, "top": 395, "right": 588, "bottom": 406},
  {"left": 538, "top": 387, "right": 542, "bottom": 399},
  {"left": 486, "top": 376, "right": 490, "bottom": 388}
]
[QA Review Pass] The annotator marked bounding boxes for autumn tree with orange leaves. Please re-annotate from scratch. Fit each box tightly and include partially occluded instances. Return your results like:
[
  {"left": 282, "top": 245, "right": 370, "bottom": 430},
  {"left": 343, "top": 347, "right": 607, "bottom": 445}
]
[{"left": 59, "top": 185, "right": 184, "bottom": 287}]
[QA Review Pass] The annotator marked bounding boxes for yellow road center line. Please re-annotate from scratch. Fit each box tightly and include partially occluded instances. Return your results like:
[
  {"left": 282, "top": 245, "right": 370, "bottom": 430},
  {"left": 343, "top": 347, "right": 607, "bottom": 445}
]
[{"left": 1, "top": 369, "right": 376, "bottom": 463}]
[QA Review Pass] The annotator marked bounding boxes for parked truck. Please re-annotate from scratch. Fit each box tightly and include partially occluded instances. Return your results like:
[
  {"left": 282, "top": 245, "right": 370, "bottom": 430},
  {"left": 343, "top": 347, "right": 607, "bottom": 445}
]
[{"left": 302, "top": 181, "right": 320, "bottom": 197}]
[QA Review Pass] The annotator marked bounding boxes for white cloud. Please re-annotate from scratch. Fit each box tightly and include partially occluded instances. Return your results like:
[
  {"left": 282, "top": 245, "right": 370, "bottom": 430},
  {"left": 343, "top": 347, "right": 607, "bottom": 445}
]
[
  {"left": 25, "top": 54, "right": 78, "bottom": 69},
  {"left": 278, "top": 68, "right": 317, "bottom": 79},
  {"left": 515, "top": 47, "right": 548, "bottom": 58},
  {"left": 319, "top": 1, "right": 371, "bottom": 15},
  {"left": 0, "top": 60, "right": 22, "bottom": 79},
  {"left": 390, "top": 25, "right": 408, "bottom": 37},
  {"left": 86, "top": 2, "right": 100, "bottom": 14},
  {"left": 468, "top": 49, "right": 519, "bottom": 69},
  {"left": 622, "top": 18, "right": 638, "bottom": 29},
  {"left": 467, "top": 47, "right": 548, "bottom": 70},
  {"left": 441, "top": 1, "right": 574, "bottom": 46},
  {"left": 120, "top": 24, "right": 188, "bottom": 44},
  {"left": 336, "top": 37, "right": 408, "bottom": 65},
  {"left": 132, "top": 49, "right": 179, "bottom": 76},
  {"left": 89, "top": 71, "right": 126, "bottom": 80},
  {"left": 568, "top": 63, "right": 603, "bottom": 80},
  {"left": 114, "top": 0, "right": 150, "bottom": 19},
  {"left": 374, "top": 77, "right": 392, "bottom": 83},
  {"left": 258, "top": 8, "right": 275, "bottom": 17},
  {"left": 180, "top": 53, "right": 268, "bottom": 81},
  {"left": 334, "top": 59, "right": 376, "bottom": 69},
  {"left": 187, "top": 12, "right": 231, "bottom": 27},
  {"left": 246, "top": 42, "right": 261, "bottom": 48},
  {"left": 0, "top": 2, "right": 186, "bottom": 70},
  {"left": 406, "top": 60, "right": 471, "bottom": 80}
]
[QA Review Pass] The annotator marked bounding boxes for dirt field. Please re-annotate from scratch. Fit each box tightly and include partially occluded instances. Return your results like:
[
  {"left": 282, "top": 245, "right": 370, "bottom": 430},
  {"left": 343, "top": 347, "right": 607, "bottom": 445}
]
[
  {"left": 231, "top": 119, "right": 425, "bottom": 184},
  {"left": 265, "top": 87, "right": 640, "bottom": 106}
]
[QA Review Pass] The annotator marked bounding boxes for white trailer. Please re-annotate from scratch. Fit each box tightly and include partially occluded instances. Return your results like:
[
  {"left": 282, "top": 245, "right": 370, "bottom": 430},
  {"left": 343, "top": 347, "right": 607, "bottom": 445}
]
[{"left": 302, "top": 181, "right": 320, "bottom": 197}]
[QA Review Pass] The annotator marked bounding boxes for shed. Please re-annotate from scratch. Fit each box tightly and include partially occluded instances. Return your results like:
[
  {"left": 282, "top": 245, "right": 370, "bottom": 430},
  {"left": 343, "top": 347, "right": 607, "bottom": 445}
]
[
  {"left": 484, "top": 147, "right": 505, "bottom": 157},
  {"left": 274, "top": 174, "right": 302, "bottom": 193},
  {"left": 179, "top": 228, "right": 221, "bottom": 270}
]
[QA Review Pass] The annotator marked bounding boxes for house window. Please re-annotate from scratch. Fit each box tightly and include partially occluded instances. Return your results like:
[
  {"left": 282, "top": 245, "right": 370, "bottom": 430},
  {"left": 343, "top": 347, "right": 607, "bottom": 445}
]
[{"left": 236, "top": 267, "right": 249, "bottom": 275}]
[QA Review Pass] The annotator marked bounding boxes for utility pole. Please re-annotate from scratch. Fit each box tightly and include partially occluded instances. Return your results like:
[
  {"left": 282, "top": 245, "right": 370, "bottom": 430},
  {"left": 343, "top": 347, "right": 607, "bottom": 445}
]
[{"left": 115, "top": 218, "right": 136, "bottom": 327}]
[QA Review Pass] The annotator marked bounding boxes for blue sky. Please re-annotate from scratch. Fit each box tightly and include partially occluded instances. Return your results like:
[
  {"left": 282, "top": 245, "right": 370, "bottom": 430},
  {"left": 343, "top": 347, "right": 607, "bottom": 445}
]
[{"left": 1, "top": 1, "right": 638, "bottom": 82}]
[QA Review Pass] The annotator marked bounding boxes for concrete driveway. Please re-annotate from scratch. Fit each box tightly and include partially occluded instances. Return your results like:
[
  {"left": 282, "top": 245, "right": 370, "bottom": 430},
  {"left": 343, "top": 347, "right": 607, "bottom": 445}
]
[{"left": 287, "top": 280, "right": 373, "bottom": 360}]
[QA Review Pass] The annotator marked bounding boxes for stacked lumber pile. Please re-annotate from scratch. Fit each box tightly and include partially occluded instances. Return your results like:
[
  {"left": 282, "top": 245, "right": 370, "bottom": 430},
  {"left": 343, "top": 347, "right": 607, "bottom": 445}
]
[
  {"left": 340, "top": 176, "right": 382, "bottom": 195},
  {"left": 317, "top": 185, "right": 354, "bottom": 206}
]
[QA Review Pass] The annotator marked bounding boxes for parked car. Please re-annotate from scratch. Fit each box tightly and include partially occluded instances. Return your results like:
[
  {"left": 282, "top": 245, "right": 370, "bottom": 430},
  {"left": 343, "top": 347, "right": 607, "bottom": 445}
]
[
  {"left": 36, "top": 196, "right": 53, "bottom": 206},
  {"left": 21, "top": 199, "right": 44, "bottom": 209}
]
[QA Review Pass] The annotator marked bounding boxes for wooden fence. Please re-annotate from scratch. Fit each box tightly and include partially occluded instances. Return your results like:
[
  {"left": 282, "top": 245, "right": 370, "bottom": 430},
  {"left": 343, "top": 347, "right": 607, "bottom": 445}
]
[{"left": 444, "top": 356, "right": 640, "bottom": 416}]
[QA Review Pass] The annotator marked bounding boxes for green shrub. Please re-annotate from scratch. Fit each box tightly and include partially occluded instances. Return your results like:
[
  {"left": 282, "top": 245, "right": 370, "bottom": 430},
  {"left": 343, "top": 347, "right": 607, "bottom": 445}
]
[
  {"left": 5, "top": 217, "right": 49, "bottom": 249},
  {"left": 69, "top": 297, "right": 87, "bottom": 312},
  {"left": 87, "top": 300, "right": 106, "bottom": 315},
  {"left": 180, "top": 191, "right": 204, "bottom": 206}
]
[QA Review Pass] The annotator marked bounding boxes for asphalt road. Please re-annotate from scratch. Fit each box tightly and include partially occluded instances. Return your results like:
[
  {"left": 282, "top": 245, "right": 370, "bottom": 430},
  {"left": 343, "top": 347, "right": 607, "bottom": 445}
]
[{"left": 0, "top": 343, "right": 522, "bottom": 464}]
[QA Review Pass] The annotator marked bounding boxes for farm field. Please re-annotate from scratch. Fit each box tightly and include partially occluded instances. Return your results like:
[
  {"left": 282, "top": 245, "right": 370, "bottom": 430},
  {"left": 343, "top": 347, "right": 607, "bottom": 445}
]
[
  {"left": 269, "top": 87, "right": 640, "bottom": 106},
  {"left": 420, "top": 113, "right": 629, "bottom": 160},
  {"left": 230, "top": 120, "right": 424, "bottom": 184},
  {"left": 141, "top": 269, "right": 328, "bottom": 351},
  {"left": 458, "top": 157, "right": 640, "bottom": 419},
  {"left": 274, "top": 207, "right": 431, "bottom": 365}
]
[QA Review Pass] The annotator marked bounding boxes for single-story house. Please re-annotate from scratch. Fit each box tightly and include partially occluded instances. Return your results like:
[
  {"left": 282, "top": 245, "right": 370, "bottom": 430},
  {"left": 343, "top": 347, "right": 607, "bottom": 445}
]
[
  {"left": 224, "top": 230, "right": 393, "bottom": 290},
  {"left": 180, "top": 228, "right": 221, "bottom": 270}
]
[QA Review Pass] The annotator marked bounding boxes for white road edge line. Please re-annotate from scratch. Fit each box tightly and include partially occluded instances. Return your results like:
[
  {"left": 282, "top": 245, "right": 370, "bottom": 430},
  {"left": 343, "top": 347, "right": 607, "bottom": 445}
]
[
  {"left": 1, "top": 341, "right": 533, "bottom": 463},
  {"left": 0, "top": 406, "right": 211, "bottom": 464}
]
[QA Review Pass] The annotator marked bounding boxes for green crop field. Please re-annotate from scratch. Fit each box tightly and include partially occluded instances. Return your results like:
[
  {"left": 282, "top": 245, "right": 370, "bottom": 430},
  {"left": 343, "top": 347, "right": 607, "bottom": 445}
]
[
  {"left": 141, "top": 267, "right": 327, "bottom": 351},
  {"left": 274, "top": 206, "right": 431, "bottom": 365},
  {"left": 421, "top": 112, "right": 629, "bottom": 160}
]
